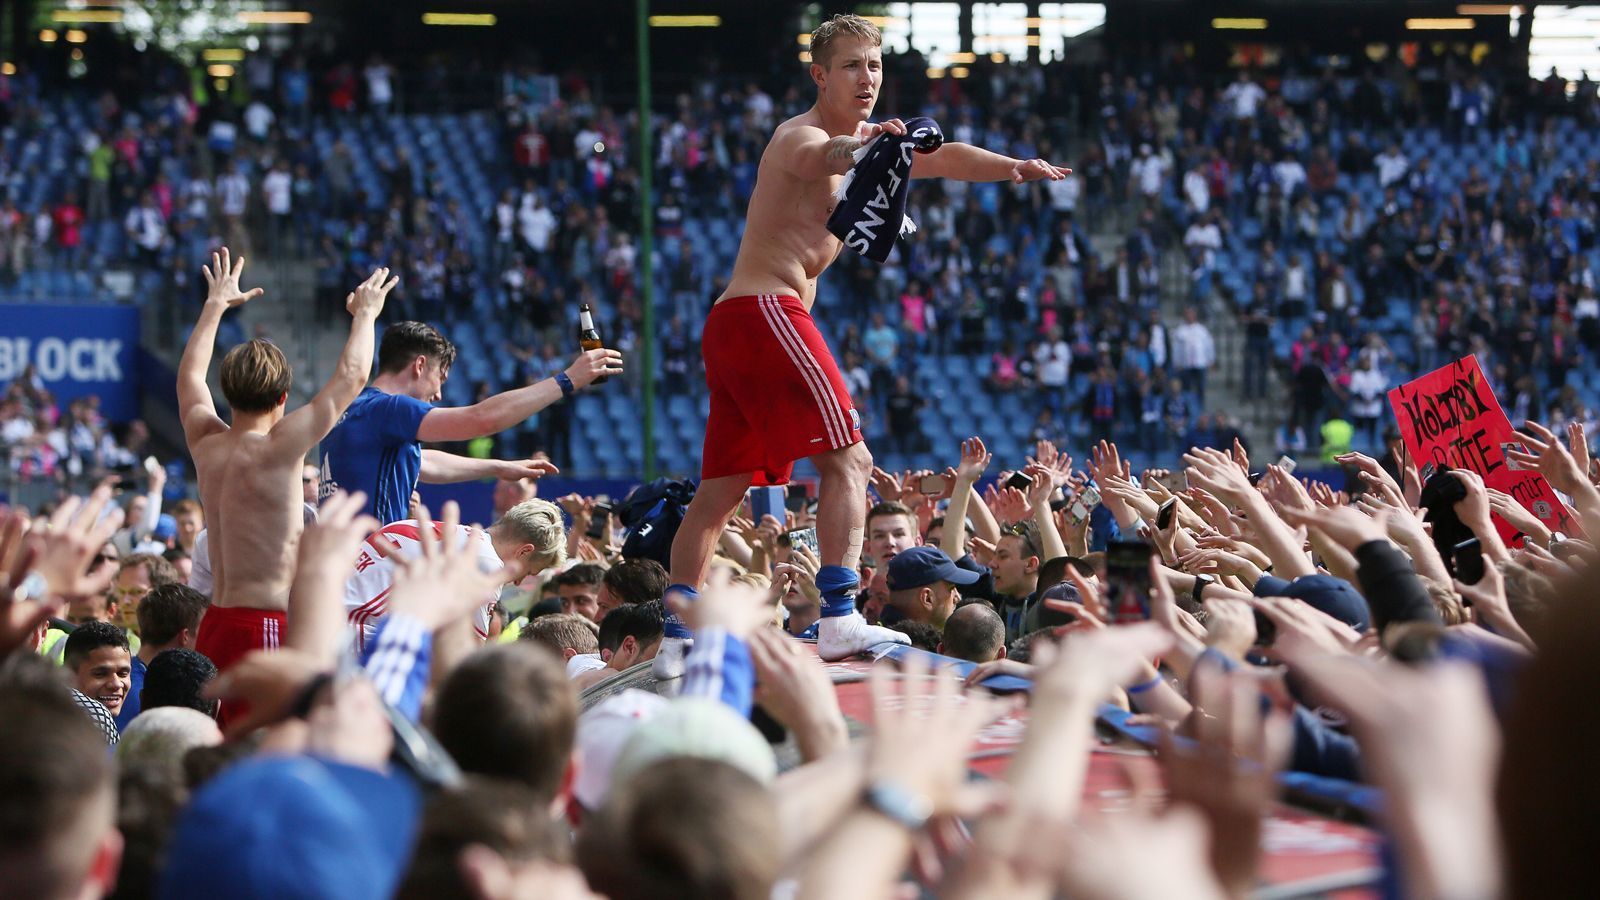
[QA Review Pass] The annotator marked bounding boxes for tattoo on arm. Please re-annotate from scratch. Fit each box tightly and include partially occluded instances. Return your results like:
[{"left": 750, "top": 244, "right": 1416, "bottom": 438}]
[{"left": 826, "top": 136, "right": 864, "bottom": 161}]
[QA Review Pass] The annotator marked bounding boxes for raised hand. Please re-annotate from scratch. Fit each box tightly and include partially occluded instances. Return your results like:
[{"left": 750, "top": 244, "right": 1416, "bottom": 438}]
[
  {"left": 956, "top": 436, "right": 992, "bottom": 484},
  {"left": 201, "top": 247, "right": 264, "bottom": 308},
  {"left": 1278, "top": 504, "right": 1388, "bottom": 552},
  {"left": 869, "top": 466, "right": 904, "bottom": 502},
  {"left": 1288, "top": 656, "right": 1504, "bottom": 900},
  {"left": 1510, "top": 421, "right": 1591, "bottom": 497},
  {"left": 34, "top": 485, "right": 125, "bottom": 603},
  {"left": 1568, "top": 420, "right": 1592, "bottom": 482},
  {"left": 386, "top": 500, "right": 513, "bottom": 630},
  {"left": 1335, "top": 450, "right": 1401, "bottom": 496},
  {"left": 991, "top": 486, "right": 1032, "bottom": 526},
  {"left": 1161, "top": 665, "right": 1290, "bottom": 898},
  {"left": 1183, "top": 447, "right": 1254, "bottom": 506},
  {"left": 866, "top": 653, "right": 1006, "bottom": 817},
  {"left": 565, "top": 348, "right": 625, "bottom": 389},
  {"left": 346, "top": 266, "right": 398, "bottom": 319},
  {"left": 669, "top": 566, "right": 775, "bottom": 638},
  {"left": 1486, "top": 488, "right": 1549, "bottom": 542},
  {"left": 773, "top": 543, "right": 822, "bottom": 606},
  {"left": 1201, "top": 598, "right": 1257, "bottom": 661},
  {"left": 204, "top": 646, "right": 326, "bottom": 738},
  {"left": 1245, "top": 595, "right": 1363, "bottom": 662},
  {"left": 748, "top": 627, "right": 847, "bottom": 762}
]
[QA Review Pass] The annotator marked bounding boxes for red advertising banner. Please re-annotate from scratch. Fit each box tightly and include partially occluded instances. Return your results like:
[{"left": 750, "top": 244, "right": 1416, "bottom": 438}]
[{"left": 1387, "top": 356, "right": 1573, "bottom": 541}]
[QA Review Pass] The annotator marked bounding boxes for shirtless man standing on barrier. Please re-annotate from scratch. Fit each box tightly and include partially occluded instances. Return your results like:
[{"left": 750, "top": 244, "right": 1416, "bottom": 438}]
[
  {"left": 177, "top": 249, "right": 394, "bottom": 701},
  {"left": 657, "top": 14, "right": 1067, "bottom": 673}
]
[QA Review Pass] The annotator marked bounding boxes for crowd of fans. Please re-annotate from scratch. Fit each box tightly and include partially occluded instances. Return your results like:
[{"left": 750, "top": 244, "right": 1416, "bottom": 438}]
[
  {"left": 4, "top": 416, "right": 1597, "bottom": 898},
  {"left": 4, "top": 32, "right": 1600, "bottom": 900}
]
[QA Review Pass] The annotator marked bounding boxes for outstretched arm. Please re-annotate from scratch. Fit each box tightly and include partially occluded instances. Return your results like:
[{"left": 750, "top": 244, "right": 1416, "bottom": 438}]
[
  {"left": 415, "top": 348, "right": 621, "bottom": 442},
  {"left": 419, "top": 449, "right": 558, "bottom": 485},
  {"left": 272, "top": 268, "right": 396, "bottom": 453},
  {"left": 179, "top": 248, "right": 263, "bottom": 444},
  {"left": 771, "top": 119, "right": 913, "bottom": 182},
  {"left": 913, "top": 143, "right": 1069, "bottom": 183}
]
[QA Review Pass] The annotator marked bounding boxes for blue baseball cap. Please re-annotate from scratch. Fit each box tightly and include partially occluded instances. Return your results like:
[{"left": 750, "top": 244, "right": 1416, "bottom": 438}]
[
  {"left": 1253, "top": 574, "right": 1371, "bottom": 631},
  {"left": 159, "top": 755, "right": 421, "bottom": 900},
  {"left": 153, "top": 514, "right": 177, "bottom": 542},
  {"left": 887, "top": 546, "right": 982, "bottom": 592}
]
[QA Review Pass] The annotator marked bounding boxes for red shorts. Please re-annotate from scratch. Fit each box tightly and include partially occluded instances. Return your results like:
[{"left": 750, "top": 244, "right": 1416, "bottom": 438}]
[
  {"left": 195, "top": 606, "right": 286, "bottom": 728},
  {"left": 701, "top": 294, "right": 863, "bottom": 485}
]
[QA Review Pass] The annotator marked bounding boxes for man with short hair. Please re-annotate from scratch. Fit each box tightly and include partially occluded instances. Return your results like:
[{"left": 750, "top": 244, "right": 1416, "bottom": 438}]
[
  {"left": 661, "top": 12, "right": 1066, "bottom": 668},
  {"left": 866, "top": 500, "right": 920, "bottom": 565},
  {"left": 552, "top": 563, "right": 606, "bottom": 623},
  {"left": 573, "top": 601, "right": 665, "bottom": 691},
  {"left": 521, "top": 612, "right": 604, "bottom": 681},
  {"left": 344, "top": 499, "right": 568, "bottom": 650},
  {"left": 886, "top": 546, "right": 978, "bottom": 630},
  {"left": 110, "top": 552, "right": 180, "bottom": 637},
  {"left": 0, "top": 680, "right": 123, "bottom": 900},
  {"left": 318, "top": 319, "right": 618, "bottom": 525},
  {"left": 178, "top": 250, "right": 394, "bottom": 692},
  {"left": 63, "top": 621, "right": 133, "bottom": 720},
  {"left": 598, "top": 558, "right": 669, "bottom": 618},
  {"left": 990, "top": 523, "right": 1045, "bottom": 641},
  {"left": 431, "top": 643, "right": 579, "bottom": 804},
  {"left": 117, "top": 582, "right": 209, "bottom": 730},
  {"left": 140, "top": 648, "right": 219, "bottom": 717},
  {"left": 938, "top": 603, "right": 1006, "bottom": 663},
  {"left": 169, "top": 499, "right": 204, "bottom": 557}
]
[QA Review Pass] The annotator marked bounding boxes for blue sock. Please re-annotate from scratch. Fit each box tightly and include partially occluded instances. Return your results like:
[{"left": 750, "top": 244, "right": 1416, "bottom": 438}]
[
  {"left": 663, "top": 584, "right": 697, "bottom": 639},
  {"left": 816, "top": 565, "right": 859, "bottom": 618}
]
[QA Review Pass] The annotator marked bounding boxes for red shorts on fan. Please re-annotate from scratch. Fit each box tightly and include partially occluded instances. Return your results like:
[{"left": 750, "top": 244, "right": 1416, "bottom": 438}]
[
  {"left": 701, "top": 294, "right": 863, "bottom": 485},
  {"left": 194, "top": 605, "right": 287, "bottom": 727}
]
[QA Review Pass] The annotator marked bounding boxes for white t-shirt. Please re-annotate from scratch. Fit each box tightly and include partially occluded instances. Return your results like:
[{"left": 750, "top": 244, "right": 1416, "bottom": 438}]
[
  {"left": 1046, "top": 173, "right": 1081, "bottom": 212},
  {"left": 1376, "top": 152, "right": 1409, "bottom": 188},
  {"left": 263, "top": 170, "right": 292, "bottom": 215},
  {"left": 1131, "top": 154, "right": 1167, "bottom": 197},
  {"left": 1224, "top": 80, "right": 1266, "bottom": 119},
  {"left": 519, "top": 200, "right": 556, "bottom": 251},
  {"left": 566, "top": 653, "right": 607, "bottom": 679},
  {"left": 1034, "top": 341, "right": 1071, "bottom": 386},
  {"left": 344, "top": 520, "right": 504, "bottom": 651},
  {"left": 1183, "top": 170, "right": 1209, "bottom": 213},
  {"left": 217, "top": 173, "right": 251, "bottom": 217},
  {"left": 244, "top": 101, "right": 275, "bottom": 139},
  {"left": 364, "top": 64, "right": 393, "bottom": 106}
]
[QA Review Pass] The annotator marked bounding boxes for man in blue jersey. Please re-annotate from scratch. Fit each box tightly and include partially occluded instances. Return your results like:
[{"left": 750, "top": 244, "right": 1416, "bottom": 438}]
[{"left": 319, "top": 320, "right": 621, "bottom": 524}]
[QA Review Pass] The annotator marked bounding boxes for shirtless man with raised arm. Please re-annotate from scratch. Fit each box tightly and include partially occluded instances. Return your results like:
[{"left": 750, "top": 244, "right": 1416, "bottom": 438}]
[
  {"left": 658, "top": 13, "right": 1067, "bottom": 671},
  {"left": 178, "top": 248, "right": 395, "bottom": 684}
]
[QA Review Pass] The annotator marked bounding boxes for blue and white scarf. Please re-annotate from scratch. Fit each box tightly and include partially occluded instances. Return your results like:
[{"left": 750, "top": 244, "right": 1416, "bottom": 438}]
[{"left": 826, "top": 116, "right": 944, "bottom": 263}]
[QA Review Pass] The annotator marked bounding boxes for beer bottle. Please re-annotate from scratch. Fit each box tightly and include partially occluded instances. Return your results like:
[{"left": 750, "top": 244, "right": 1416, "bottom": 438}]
[{"left": 579, "top": 303, "right": 607, "bottom": 384}]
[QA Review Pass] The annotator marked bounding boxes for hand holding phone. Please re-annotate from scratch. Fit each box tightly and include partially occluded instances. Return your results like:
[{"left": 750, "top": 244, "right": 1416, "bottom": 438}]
[
  {"left": 1155, "top": 498, "right": 1178, "bottom": 531},
  {"left": 918, "top": 473, "right": 948, "bottom": 496},
  {"left": 1005, "top": 470, "right": 1034, "bottom": 492},
  {"left": 1104, "top": 540, "right": 1155, "bottom": 624}
]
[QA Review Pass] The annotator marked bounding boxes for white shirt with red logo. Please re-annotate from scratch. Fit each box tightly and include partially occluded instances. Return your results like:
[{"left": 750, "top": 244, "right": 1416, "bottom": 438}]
[{"left": 344, "top": 519, "right": 503, "bottom": 651}]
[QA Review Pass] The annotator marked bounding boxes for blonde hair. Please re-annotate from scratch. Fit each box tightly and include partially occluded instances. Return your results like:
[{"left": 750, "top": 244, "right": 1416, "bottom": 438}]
[
  {"left": 496, "top": 499, "right": 568, "bottom": 569},
  {"left": 1417, "top": 575, "right": 1467, "bottom": 626},
  {"left": 219, "top": 339, "right": 292, "bottom": 413},
  {"left": 810, "top": 13, "right": 882, "bottom": 68},
  {"left": 521, "top": 613, "right": 599, "bottom": 656}
]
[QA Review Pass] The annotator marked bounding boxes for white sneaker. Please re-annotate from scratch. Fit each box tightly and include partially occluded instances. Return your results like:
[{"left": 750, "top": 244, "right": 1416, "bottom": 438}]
[
  {"left": 818, "top": 613, "right": 909, "bottom": 662},
  {"left": 652, "top": 636, "right": 691, "bottom": 679}
]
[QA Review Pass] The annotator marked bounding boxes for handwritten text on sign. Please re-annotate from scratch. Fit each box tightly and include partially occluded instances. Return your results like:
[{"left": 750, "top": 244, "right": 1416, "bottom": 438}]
[{"left": 1388, "top": 356, "right": 1571, "bottom": 540}]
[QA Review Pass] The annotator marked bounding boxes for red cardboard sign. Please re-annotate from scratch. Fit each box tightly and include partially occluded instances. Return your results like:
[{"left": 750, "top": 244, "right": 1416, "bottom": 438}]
[{"left": 1387, "top": 356, "right": 1573, "bottom": 542}]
